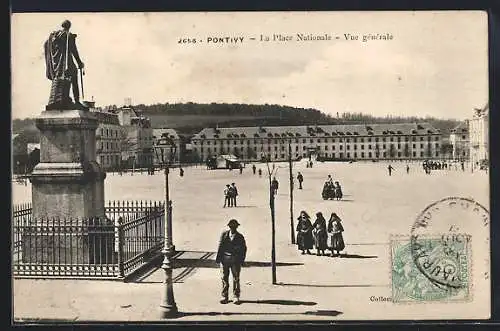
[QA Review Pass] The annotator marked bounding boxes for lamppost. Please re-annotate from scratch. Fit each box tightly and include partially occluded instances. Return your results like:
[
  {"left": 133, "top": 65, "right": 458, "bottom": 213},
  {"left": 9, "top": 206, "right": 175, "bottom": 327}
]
[
  {"left": 265, "top": 161, "right": 278, "bottom": 285},
  {"left": 288, "top": 140, "right": 295, "bottom": 245},
  {"left": 159, "top": 140, "right": 178, "bottom": 318}
]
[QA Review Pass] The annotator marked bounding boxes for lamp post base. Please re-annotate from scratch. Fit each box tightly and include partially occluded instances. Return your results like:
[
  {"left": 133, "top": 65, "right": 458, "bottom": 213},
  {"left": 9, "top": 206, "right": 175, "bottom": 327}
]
[
  {"left": 159, "top": 249, "right": 178, "bottom": 319},
  {"left": 159, "top": 304, "right": 178, "bottom": 318}
]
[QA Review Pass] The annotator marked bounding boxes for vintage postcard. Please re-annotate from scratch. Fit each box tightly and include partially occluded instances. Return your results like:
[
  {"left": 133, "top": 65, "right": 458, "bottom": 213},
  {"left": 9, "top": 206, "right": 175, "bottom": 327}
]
[{"left": 11, "top": 11, "right": 490, "bottom": 322}]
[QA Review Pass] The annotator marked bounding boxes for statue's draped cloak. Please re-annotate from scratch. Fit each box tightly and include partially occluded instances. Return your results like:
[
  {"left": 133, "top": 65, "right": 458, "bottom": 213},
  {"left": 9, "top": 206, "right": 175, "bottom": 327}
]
[{"left": 44, "top": 30, "right": 77, "bottom": 81}]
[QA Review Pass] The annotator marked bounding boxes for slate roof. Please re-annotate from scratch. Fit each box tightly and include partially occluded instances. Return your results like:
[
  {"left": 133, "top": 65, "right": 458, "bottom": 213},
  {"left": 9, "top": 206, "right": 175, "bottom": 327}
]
[
  {"left": 451, "top": 121, "right": 469, "bottom": 133},
  {"left": 192, "top": 123, "right": 440, "bottom": 140},
  {"left": 153, "top": 128, "right": 180, "bottom": 140}
]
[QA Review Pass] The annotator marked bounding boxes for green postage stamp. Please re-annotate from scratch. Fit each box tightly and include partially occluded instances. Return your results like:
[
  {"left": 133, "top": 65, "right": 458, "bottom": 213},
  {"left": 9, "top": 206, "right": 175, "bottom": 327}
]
[{"left": 391, "top": 235, "right": 471, "bottom": 303}]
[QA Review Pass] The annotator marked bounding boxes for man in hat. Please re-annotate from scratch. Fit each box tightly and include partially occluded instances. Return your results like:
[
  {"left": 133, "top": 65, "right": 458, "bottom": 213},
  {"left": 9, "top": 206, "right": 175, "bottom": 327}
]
[
  {"left": 215, "top": 219, "right": 247, "bottom": 304},
  {"left": 223, "top": 184, "right": 231, "bottom": 208},
  {"left": 230, "top": 183, "right": 238, "bottom": 207},
  {"left": 44, "top": 19, "right": 85, "bottom": 109}
]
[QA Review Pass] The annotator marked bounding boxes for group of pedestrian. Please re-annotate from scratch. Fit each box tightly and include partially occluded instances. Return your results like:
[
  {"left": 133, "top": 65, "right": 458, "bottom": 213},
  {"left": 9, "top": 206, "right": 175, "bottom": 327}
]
[
  {"left": 322, "top": 175, "right": 343, "bottom": 200},
  {"left": 223, "top": 183, "right": 239, "bottom": 207},
  {"left": 296, "top": 210, "right": 346, "bottom": 257},
  {"left": 251, "top": 164, "right": 264, "bottom": 177}
]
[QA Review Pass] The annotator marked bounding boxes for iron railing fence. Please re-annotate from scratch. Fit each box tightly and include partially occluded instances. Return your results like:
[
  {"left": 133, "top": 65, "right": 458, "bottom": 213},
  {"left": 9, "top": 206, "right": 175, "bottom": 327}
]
[{"left": 12, "top": 201, "right": 165, "bottom": 280}]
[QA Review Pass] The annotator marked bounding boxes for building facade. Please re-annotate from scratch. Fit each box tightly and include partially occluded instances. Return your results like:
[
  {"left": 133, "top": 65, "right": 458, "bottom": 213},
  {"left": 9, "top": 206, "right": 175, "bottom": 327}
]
[
  {"left": 469, "top": 103, "right": 489, "bottom": 168},
  {"left": 191, "top": 123, "right": 443, "bottom": 163},
  {"left": 94, "top": 110, "right": 122, "bottom": 171},
  {"left": 115, "top": 107, "right": 154, "bottom": 168},
  {"left": 449, "top": 121, "right": 470, "bottom": 161},
  {"left": 152, "top": 128, "right": 181, "bottom": 166}
]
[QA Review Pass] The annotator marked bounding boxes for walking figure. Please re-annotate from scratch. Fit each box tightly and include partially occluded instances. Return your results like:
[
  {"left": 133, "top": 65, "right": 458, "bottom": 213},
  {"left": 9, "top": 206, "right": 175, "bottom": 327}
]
[
  {"left": 312, "top": 212, "right": 328, "bottom": 256},
  {"left": 271, "top": 177, "right": 279, "bottom": 195},
  {"left": 258, "top": 168, "right": 262, "bottom": 177},
  {"left": 334, "top": 181, "right": 343, "bottom": 200},
  {"left": 223, "top": 184, "right": 231, "bottom": 208},
  {"left": 297, "top": 172, "right": 304, "bottom": 189},
  {"left": 296, "top": 211, "right": 313, "bottom": 255},
  {"left": 406, "top": 165, "right": 410, "bottom": 174},
  {"left": 252, "top": 164, "right": 256, "bottom": 175},
  {"left": 239, "top": 164, "right": 243, "bottom": 174},
  {"left": 216, "top": 219, "right": 247, "bottom": 305},
  {"left": 180, "top": 167, "right": 184, "bottom": 177},
  {"left": 387, "top": 164, "right": 395, "bottom": 176},
  {"left": 230, "top": 183, "right": 238, "bottom": 207},
  {"left": 327, "top": 213, "right": 345, "bottom": 257}
]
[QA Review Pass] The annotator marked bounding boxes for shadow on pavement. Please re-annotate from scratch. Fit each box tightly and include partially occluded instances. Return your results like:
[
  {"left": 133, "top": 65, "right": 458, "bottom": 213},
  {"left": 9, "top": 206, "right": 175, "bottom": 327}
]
[
  {"left": 239, "top": 299, "right": 316, "bottom": 306},
  {"left": 128, "top": 251, "right": 304, "bottom": 283},
  {"left": 278, "top": 282, "right": 389, "bottom": 288},
  {"left": 333, "top": 254, "right": 378, "bottom": 259},
  {"left": 171, "top": 309, "right": 342, "bottom": 319},
  {"left": 230, "top": 205, "right": 258, "bottom": 208},
  {"left": 304, "top": 310, "right": 343, "bottom": 317},
  {"left": 173, "top": 259, "right": 304, "bottom": 269}
]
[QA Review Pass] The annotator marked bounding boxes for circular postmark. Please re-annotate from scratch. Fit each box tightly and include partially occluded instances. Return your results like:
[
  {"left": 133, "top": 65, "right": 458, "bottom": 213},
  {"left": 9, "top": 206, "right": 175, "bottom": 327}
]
[{"left": 410, "top": 197, "right": 489, "bottom": 291}]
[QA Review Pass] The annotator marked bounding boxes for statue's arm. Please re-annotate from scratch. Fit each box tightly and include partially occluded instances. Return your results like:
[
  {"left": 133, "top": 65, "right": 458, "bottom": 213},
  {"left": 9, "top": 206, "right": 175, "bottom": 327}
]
[{"left": 70, "top": 34, "right": 84, "bottom": 68}]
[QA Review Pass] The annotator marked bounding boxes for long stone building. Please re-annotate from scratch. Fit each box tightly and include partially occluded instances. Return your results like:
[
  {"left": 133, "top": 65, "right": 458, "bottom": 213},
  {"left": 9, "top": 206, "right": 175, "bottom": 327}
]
[{"left": 191, "top": 123, "right": 443, "bottom": 162}]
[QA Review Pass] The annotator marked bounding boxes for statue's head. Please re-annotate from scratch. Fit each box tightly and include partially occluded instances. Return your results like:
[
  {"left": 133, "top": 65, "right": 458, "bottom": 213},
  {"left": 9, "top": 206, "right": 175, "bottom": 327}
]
[{"left": 61, "top": 20, "right": 71, "bottom": 30}]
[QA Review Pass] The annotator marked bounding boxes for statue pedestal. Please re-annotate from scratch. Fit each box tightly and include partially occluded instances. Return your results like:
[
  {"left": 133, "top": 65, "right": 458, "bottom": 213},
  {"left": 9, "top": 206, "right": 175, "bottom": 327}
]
[
  {"left": 30, "top": 109, "right": 106, "bottom": 220},
  {"left": 25, "top": 109, "right": 109, "bottom": 265}
]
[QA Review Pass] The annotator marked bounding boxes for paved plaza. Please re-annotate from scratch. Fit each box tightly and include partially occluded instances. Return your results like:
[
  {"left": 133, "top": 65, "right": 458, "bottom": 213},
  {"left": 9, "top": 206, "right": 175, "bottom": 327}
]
[{"left": 12, "top": 160, "right": 489, "bottom": 321}]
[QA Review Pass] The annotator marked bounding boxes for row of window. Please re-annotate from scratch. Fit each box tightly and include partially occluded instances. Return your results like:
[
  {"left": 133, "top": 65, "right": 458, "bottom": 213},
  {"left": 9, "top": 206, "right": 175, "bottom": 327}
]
[
  {"left": 98, "top": 154, "right": 121, "bottom": 167},
  {"left": 194, "top": 135, "right": 440, "bottom": 145},
  {"left": 98, "top": 141, "right": 120, "bottom": 151},
  {"left": 249, "top": 150, "right": 439, "bottom": 160},
  {"left": 98, "top": 128, "right": 121, "bottom": 138},
  {"left": 194, "top": 142, "right": 440, "bottom": 154},
  {"left": 98, "top": 127, "right": 155, "bottom": 140}
]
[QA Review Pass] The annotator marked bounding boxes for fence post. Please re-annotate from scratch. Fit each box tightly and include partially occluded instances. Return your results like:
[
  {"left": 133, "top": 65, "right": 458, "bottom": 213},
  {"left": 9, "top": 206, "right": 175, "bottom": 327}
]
[{"left": 117, "top": 217, "right": 125, "bottom": 278}]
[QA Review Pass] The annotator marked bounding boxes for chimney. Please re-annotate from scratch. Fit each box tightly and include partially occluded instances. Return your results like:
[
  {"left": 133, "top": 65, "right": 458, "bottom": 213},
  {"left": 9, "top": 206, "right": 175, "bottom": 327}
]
[{"left": 124, "top": 97, "right": 132, "bottom": 107}]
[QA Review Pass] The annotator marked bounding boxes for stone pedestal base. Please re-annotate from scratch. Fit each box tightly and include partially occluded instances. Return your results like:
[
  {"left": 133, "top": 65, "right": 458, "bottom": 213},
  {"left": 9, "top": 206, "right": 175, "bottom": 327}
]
[
  {"left": 24, "top": 108, "right": 109, "bottom": 267},
  {"left": 31, "top": 162, "right": 105, "bottom": 220},
  {"left": 30, "top": 109, "right": 106, "bottom": 220}
]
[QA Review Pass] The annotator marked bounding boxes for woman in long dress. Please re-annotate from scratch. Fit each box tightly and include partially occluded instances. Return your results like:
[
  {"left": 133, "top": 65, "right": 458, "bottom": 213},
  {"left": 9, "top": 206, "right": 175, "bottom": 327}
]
[
  {"left": 327, "top": 212, "right": 345, "bottom": 256},
  {"left": 312, "top": 212, "right": 328, "bottom": 256},
  {"left": 296, "top": 210, "right": 314, "bottom": 255}
]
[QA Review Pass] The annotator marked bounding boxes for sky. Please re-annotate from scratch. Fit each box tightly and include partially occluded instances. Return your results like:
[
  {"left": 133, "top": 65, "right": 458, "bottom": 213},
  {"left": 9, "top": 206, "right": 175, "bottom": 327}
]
[{"left": 11, "top": 11, "right": 488, "bottom": 120}]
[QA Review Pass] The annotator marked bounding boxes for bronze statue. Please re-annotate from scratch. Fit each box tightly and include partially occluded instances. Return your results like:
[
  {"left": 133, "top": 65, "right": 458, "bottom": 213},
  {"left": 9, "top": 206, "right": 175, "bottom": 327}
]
[{"left": 44, "top": 20, "right": 87, "bottom": 110}]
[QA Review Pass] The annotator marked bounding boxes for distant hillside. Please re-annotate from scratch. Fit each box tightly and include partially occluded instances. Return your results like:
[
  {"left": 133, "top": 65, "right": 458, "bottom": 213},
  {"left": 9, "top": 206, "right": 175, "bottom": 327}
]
[
  {"left": 12, "top": 103, "right": 462, "bottom": 139},
  {"left": 136, "top": 102, "right": 461, "bottom": 135}
]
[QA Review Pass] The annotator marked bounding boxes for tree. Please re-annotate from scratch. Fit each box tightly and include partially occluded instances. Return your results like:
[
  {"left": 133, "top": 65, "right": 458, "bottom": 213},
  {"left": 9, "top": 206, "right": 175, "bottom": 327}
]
[
  {"left": 265, "top": 161, "right": 285, "bottom": 285},
  {"left": 389, "top": 144, "right": 396, "bottom": 158},
  {"left": 440, "top": 143, "right": 453, "bottom": 160},
  {"left": 247, "top": 146, "right": 257, "bottom": 160},
  {"left": 119, "top": 128, "right": 137, "bottom": 171},
  {"left": 426, "top": 142, "right": 433, "bottom": 158},
  {"left": 403, "top": 143, "right": 410, "bottom": 158}
]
